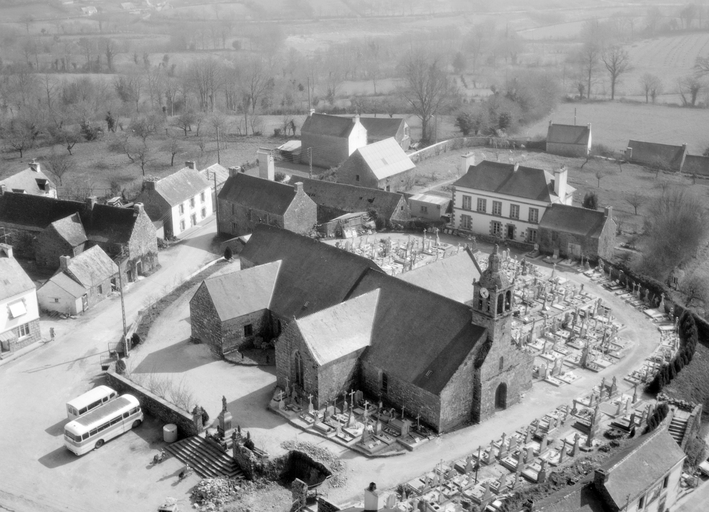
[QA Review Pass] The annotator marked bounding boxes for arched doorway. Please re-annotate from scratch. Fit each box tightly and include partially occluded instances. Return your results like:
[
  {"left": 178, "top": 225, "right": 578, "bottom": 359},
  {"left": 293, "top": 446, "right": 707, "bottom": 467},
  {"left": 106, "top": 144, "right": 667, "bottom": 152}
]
[{"left": 495, "top": 382, "right": 507, "bottom": 410}]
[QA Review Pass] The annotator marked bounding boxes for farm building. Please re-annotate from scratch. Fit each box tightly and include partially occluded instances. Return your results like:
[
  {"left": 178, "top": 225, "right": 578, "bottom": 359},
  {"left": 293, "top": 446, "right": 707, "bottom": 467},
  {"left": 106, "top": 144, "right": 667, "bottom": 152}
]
[
  {"left": 135, "top": 163, "right": 213, "bottom": 239},
  {"left": 546, "top": 122, "right": 592, "bottom": 157},
  {"left": 450, "top": 154, "right": 574, "bottom": 244},
  {"left": 337, "top": 138, "right": 416, "bottom": 193},
  {"left": 359, "top": 117, "right": 411, "bottom": 150},
  {"left": 35, "top": 213, "right": 87, "bottom": 269},
  {"left": 0, "top": 161, "right": 56, "bottom": 198},
  {"left": 38, "top": 246, "right": 119, "bottom": 316},
  {"left": 318, "top": 212, "right": 368, "bottom": 238},
  {"left": 625, "top": 140, "right": 688, "bottom": 172},
  {"left": 299, "top": 112, "right": 367, "bottom": 169},
  {"left": 191, "top": 225, "right": 533, "bottom": 432},
  {"left": 408, "top": 193, "right": 451, "bottom": 221},
  {"left": 538, "top": 204, "right": 616, "bottom": 262},
  {"left": 0, "top": 244, "right": 41, "bottom": 353},
  {"left": 297, "top": 178, "right": 410, "bottom": 227},
  {"left": 217, "top": 174, "right": 317, "bottom": 237}
]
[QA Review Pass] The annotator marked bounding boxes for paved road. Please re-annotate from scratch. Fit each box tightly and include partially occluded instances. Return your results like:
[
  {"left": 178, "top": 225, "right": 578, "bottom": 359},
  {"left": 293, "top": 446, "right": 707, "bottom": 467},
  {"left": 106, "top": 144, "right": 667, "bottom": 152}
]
[{"left": 0, "top": 218, "right": 218, "bottom": 512}]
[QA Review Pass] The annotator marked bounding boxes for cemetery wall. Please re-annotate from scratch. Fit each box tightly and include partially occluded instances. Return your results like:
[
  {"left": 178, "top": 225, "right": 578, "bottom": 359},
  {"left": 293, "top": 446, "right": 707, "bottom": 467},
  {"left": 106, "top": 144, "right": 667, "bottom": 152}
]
[{"left": 105, "top": 368, "right": 198, "bottom": 439}]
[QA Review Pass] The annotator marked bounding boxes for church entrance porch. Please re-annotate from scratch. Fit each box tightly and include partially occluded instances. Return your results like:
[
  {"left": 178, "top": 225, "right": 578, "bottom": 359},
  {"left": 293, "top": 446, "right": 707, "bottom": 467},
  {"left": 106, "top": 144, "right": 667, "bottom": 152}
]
[{"left": 495, "top": 382, "right": 507, "bottom": 410}]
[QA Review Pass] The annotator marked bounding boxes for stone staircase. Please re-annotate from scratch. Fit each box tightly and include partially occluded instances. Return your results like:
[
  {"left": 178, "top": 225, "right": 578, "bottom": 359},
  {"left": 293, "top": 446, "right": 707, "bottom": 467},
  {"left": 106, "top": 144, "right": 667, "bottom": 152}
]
[
  {"left": 668, "top": 414, "right": 689, "bottom": 445},
  {"left": 164, "top": 436, "right": 245, "bottom": 479}
]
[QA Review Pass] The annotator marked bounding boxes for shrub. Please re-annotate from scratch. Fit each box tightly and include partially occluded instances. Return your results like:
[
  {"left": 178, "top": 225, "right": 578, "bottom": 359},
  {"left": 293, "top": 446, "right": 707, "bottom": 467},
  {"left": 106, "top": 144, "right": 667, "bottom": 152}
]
[
  {"left": 582, "top": 192, "right": 599, "bottom": 210},
  {"left": 224, "top": 246, "right": 233, "bottom": 260}
]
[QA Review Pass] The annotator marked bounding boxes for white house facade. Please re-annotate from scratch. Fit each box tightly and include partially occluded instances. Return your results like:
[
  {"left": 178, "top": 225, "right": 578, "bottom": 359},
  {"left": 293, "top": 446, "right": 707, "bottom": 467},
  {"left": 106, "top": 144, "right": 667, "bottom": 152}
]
[
  {"left": 451, "top": 155, "right": 574, "bottom": 244},
  {"left": 0, "top": 245, "right": 41, "bottom": 352}
]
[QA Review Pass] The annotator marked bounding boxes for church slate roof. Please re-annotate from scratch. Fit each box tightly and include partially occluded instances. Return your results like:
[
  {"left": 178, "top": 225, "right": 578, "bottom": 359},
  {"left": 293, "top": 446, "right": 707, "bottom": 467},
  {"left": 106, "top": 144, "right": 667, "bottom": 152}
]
[
  {"left": 219, "top": 174, "right": 299, "bottom": 216},
  {"left": 539, "top": 204, "right": 608, "bottom": 238},
  {"left": 453, "top": 161, "right": 557, "bottom": 203},
  {"left": 301, "top": 113, "right": 357, "bottom": 138},
  {"left": 398, "top": 249, "right": 481, "bottom": 304}
]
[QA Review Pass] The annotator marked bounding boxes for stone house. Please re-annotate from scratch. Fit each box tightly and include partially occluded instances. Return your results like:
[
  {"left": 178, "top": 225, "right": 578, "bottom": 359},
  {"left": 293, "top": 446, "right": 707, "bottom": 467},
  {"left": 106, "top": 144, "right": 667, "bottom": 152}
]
[
  {"left": 538, "top": 204, "right": 616, "bottom": 262},
  {"left": 407, "top": 193, "right": 451, "bottom": 221},
  {"left": 337, "top": 138, "right": 416, "bottom": 193},
  {"left": 297, "top": 177, "right": 410, "bottom": 227},
  {"left": 217, "top": 174, "right": 317, "bottom": 237},
  {"left": 0, "top": 161, "right": 56, "bottom": 198},
  {"left": 546, "top": 122, "right": 592, "bottom": 157},
  {"left": 451, "top": 154, "right": 574, "bottom": 244},
  {"left": 191, "top": 224, "right": 533, "bottom": 432},
  {"left": 0, "top": 192, "right": 158, "bottom": 282},
  {"left": 536, "top": 427, "right": 686, "bottom": 512},
  {"left": 300, "top": 112, "right": 367, "bottom": 169},
  {"left": 0, "top": 244, "right": 41, "bottom": 353},
  {"left": 38, "top": 245, "right": 119, "bottom": 315},
  {"left": 359, "top": 117, "right": 411, "bottom": 150},
  {"left": 625, "top": 140, "right": 688, "bottom": 172},
  {"left": 135, "top": 163, "right": 213, "bottom": 239},
  {"left": 35, "top": 213, "right": 87, "bottom": 268}
]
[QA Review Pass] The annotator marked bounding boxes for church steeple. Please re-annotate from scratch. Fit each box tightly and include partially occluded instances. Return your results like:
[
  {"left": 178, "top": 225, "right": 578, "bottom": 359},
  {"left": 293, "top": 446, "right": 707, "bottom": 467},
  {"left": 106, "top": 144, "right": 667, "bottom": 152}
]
[{"left": 472, "top": 245, "right": 514, "bottom": 343}]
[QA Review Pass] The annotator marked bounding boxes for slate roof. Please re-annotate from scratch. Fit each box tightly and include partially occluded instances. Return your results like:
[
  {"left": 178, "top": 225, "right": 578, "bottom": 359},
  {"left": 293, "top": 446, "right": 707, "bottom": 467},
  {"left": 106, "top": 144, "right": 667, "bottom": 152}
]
[
  {"left": 44, "top": 272, "right": 86, "bottom": 298},
  {"left": 601, "top": 427, "right": 685, "bottom": 508},
  {"left": 0, "top": 167, "right": 54, "bottom": 196},
  {"left": 0, "top": 192, "right": 84, "bottom": 231},
  {"left": 398, "top": 249, "right": 481, "bottom": 304},
  {"left": 301, "top": 113, "right": 357, "bottom": 138},
  {"left": 539, "top": 204, "right": 609, "bottom": 238},
  {"left": 64, "top": 245, "right": 118, "bottom": 288},
  {"left": 297, "top": 178, "right": 406, "bottom": 221},
  {"left": 349, "top": 269, "right": 488, "bottom": 395},
  {"left": 148, "top": 167, "right": 210, "bottom": 207},
  {"left": 408, "top": 193, "right": 451, "bottom": 207},
  {"left": 200, "top": 163, "right": 230, "bottom": 188},
  {"left": 354, "top": 138, "right": 415, "bottom": 181},
  {"left": 359, "top": 117, "right": 404, "bottom": 140},
  {"left": 296, "top": 290, "right": 379, "bottom": 366},
  {"left": 50, "top": 213, "right": 87, "bottom": 248},
  {"left": 627, "top": 140, "right": 687, "bottom": 170},
  {"left": 0, "top": 256, "right": 35, "bottom": 299},
  {"left": 240, "top": 225, "right": 380, "bottom": 319},
  {"left": 535, "top": 479, "right": 604, "bottom": 512},
  {"left": 219, "top": 174, "right": 299, "bottom": 216},
  {"left": 453, "top": 161, "right": 561, "bottom": 203},
  {"left": 82, "top": 204, "right": 139, "bottom": 245},
  {"left": 199, "top": 261, "right": 280, "bottom": 321},
  {"left": 547, "top": 123, "right": 591, "bottom": 145}
]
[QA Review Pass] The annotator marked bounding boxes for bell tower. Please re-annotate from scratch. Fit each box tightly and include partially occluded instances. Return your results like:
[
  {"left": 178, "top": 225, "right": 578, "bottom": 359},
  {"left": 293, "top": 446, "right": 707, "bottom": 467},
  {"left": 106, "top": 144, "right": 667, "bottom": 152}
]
[{"left": 471, "top": 245, "right": 514, "bottom": 345}]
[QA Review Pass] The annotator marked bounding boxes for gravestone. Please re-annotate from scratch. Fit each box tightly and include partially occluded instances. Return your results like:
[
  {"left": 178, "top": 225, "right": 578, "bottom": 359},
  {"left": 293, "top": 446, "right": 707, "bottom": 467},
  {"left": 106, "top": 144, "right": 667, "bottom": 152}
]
[{"left": 217, "top": 395, "right": 232, "bottom": 438}]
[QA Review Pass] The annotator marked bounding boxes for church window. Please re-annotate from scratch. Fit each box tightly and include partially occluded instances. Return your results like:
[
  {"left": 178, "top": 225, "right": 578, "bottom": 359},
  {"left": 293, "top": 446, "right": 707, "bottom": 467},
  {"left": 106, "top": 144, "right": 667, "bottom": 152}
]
[
  {"left": 506, "top": 290, "right": 512, "bottom": 311},
  {"left": 499, "top": 356, "right": 504, "bottom": 371},
  {"left": 638, "top": 495, "right": 645, "bottom": 508},
  {"left": 243, "top": 324, "right": 253, "bottom": 337},
  {"left": 381, "top": 373, "right": 388, "bottom": 394},
  {"left": 294, "top": 351, "right": 304, "bottom": 387},
  {"left": 663, "top": 475, "right": 669, "bottom": 488},
  {"left": 497, "top": 294, "right": 504, "bottom": 314}
]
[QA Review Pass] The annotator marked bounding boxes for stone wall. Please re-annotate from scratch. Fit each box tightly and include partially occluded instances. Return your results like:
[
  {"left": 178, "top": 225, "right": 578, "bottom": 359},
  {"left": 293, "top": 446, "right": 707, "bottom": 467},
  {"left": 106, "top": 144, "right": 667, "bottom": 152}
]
[
  {"left": 338, "top": 153, "right": 378, "bottom": 189},
  {"left": 439, "top": 349, "right": 477, "bottom": 432},
  {"left": 221, "top": 310, "right": 271, "bottom": 354},
  {"left": 683, "top": 155, "right": 709, "bottom": 177},
  {"left": 35, "top": 227, "right": 76, "bottom": 269},
  {"left": 275, "top": 323, "right": 319, "bottom": 401},
  {"left": 408, "top": 137, "right": 488, "bottom": 165},
  {"left": 538, "top": 229, "right": 599, "bottom": 261},
  {"left": 301, "top": 133, "right": 350, "bottom": 169},
  {"left": 127, "top": 207, "right": 159, "bottom": 278},
  {"left": 218, "top": 202, "right": 284, "bottom": 237},
  {"left": 318, "top": 351, "right": 362, "bottom": 408},
  {"left": 283, "top": 185, "right": 318, "bottom": 235},
  {"left": 105, "top": 368, "right": 198, "bottom": 439},
  {"left": 189, "top": 283, "right": 223, "bottom": 353}
]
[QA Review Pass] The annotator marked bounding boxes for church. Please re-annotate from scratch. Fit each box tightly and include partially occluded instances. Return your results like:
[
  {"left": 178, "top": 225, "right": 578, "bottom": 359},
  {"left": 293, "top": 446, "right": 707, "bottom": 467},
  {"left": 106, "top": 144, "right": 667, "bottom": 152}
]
[{"left": 190, "top": 225, "right": 534, "bottom": 432}]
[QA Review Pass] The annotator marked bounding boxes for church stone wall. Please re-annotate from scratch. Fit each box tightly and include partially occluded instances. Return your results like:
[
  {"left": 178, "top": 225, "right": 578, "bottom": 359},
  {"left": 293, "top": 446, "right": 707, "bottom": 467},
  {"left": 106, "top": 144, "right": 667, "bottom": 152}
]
[
  {"left": 317, "top": 353, "right": 361, "bottom": 408},
  {"left": 221, "top": 309, "right": 271, "bottom": 355},
  {"left": 439, "top": 350, "right": 477, "bottom": 432},
  {"left": 275, "top": 323, "right": 319, "bottom": 400}
]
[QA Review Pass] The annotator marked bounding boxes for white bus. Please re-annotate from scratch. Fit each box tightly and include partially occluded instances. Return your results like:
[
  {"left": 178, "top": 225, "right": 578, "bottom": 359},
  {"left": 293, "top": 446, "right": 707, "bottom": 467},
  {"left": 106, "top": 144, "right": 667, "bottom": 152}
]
[
  {"left": 66, "top": 385, "right": 118, "bottom": 419},
  {"left": 64, "top": 394, "right": 144, "bottom": 455}
]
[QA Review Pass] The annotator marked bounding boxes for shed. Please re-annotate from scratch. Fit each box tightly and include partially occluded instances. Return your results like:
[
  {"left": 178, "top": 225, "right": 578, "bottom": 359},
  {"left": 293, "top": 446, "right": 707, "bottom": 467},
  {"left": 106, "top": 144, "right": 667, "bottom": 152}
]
[{"left": 408, "top": 193, "right": 451, "bottom": 221}]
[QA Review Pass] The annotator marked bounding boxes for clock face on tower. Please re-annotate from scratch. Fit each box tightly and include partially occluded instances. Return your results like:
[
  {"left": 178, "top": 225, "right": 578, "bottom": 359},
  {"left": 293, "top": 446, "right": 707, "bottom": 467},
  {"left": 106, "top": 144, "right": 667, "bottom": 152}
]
[{"left": 479, "top": 287, "right": 489, "bottom": 299}]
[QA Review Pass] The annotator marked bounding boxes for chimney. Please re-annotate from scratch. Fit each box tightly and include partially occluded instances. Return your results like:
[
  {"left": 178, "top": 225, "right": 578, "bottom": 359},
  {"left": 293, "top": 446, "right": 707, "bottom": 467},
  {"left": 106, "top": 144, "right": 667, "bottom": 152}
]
[
  {"left": 59, "top": 255, "right": 71, "bottom": 271},
  {"left": 85, "top": 196, "right": 97, "bottom": 211},
  {"left": 625, "top": 147, "right": 632, "bottom": 159},
  {"left": 604, "top": 206, "right": 612, "bottom": 218},
  {"left": 294, "top": 182, "right": 303, "bottom": 193},
  {"left": 257, "top": 148, "right": 275, "bottom": 181},
  {"left": 554, "top": 168, "right": 568, "bottom": 201},
  {"left": 460, "top": 152, "right": 476, "bottom": 174},
  {"left": 593, "top": 468, "right": 609, "bottom": 489},
  {"left": 309, "top": 109, "right": 315, "bottom": 117},
  {"left": 0, "top": 243, "right": 13, "bottom": 259},
  {"left": 513, "top": 162, "right": 520, "bottom": 172},
  {"left": 364, "top": 482, "right": 383, "bottom": 512},
  {"left": 29, "top": 160, "right": 40, "bottom": 172},
  {"left": 0, "top": 184, "right": 6, "bottom": 195},
  {"left": 133, "top": 202, "right": 144, "bottom": 215},
  {"left": 228, "top": 166, "right": 241, "bottom": 177},
  {"left": 144, "top": 179, "right": 157, "bottom": 191},
  {"left": 185, "top": 161, "right": 196, "bottom": 170},
  {"left": 549, "top": 120, "right": 553, "bottom": 127},
  {"left": 353, "top": 114, "right": 360, "bottom": 124}
]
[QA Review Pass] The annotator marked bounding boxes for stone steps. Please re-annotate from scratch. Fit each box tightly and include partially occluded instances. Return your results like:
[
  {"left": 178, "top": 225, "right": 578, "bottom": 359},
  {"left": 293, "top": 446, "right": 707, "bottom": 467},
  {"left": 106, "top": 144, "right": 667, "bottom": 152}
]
[
  {"left": 668, "top": 417, "right": 688, "bottom": 445},
  {"left": 164, "top": 436, "right": 245, "bottom": 479}
]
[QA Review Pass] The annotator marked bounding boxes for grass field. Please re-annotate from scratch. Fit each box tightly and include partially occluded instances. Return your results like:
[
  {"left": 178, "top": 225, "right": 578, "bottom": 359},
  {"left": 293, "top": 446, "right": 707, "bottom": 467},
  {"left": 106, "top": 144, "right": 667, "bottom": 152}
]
[{"left": 522, "top": 101, "right": 709, "bottom": 155}]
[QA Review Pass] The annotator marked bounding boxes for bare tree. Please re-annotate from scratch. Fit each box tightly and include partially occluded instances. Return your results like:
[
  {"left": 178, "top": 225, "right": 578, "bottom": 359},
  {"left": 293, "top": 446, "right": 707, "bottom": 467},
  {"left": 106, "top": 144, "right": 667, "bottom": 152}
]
[
  {"left": 399, "top": 51, "right": 454, "bottom": 144},
  {"left": 175, "top": 110, "right": 197, "bottom": 137},
  {"left": 44, "top": 151, "right": 75, "bottom": 186},
  {"left": 577, "top": 40, "right": 601, "bottom": 99},
  {"left": 3, "top": 112, "right": 41, "bottom": 158},
  {"left": 640, "top": 73, "right": 662, "bottom": 103},
  {"left": 624, "top": 191, "right": 646, "bottom": 215},
  {"left": 100, "top": 38, "right": 120, "bottom": 73},
  {"left": 595, "top": 168, "right": 609, "bottom": 188},
  {"left": 161, "top": 138, "right": 183, "bottom": 167},
  {"left": 235, "top": 56, "right": 274, "bottom": 134},
  {"left": 602, "top": 46, "right": 631, "bottom": 100},
  {"left": 678, "top": 75, "right": 704, "bottom": 106},
  {"left": 108, "top": 134, "right": 152, "bottom": 176}
]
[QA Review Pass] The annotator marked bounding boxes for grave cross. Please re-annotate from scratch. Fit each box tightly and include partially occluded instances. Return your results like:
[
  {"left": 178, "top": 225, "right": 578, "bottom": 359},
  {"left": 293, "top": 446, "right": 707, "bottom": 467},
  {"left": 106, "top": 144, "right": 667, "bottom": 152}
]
[
  {"left": 401, "top": 403, "right": 406, "bottom": 419},
  {"left": 349, "top": 389, "right": 356, "bottom": 408}
]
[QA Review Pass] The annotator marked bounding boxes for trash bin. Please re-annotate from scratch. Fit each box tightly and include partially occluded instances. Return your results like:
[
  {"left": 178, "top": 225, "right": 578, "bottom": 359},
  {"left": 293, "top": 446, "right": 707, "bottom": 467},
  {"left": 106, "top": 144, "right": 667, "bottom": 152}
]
[{"left": 163, "top": 424, "right": 178, "bottom": 443}]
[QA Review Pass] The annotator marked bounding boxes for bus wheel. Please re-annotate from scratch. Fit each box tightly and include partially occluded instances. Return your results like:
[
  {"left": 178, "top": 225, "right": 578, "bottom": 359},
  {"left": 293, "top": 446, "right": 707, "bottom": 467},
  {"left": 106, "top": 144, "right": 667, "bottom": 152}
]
[
  {"left": 132, "top": 419, "right": 142, "bottom": 428},
  {"left": 95, "top": 440, "right": 105, "bottom": 450}
]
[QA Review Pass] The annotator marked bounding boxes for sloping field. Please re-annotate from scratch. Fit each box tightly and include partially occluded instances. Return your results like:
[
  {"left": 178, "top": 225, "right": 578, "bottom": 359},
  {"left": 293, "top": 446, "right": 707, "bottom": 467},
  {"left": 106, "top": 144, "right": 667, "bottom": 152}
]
[{"left": 522, "top": 101, "right": 709, "bottom": 155}]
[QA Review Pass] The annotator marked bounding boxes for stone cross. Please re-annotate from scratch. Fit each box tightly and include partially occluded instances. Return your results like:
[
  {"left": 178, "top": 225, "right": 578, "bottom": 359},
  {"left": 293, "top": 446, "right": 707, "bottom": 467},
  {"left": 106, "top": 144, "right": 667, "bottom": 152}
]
[
  {"left": 632, "top": 384, "right": 638, "bottom": 404},
  {"left": 307, "top": 394, "right": 314, "bottom": 414},
  {"left": 573, "top": 433, "right": 581, "bottom": 457},
  {"left": 401, "top": 404, "right": 406, "bottom": 419},
  {"left": 349, "top": 389, "right": 356, "bottom": 409},
  {"left": 222, "top": 395, "right": 227, "bottom": 413}
]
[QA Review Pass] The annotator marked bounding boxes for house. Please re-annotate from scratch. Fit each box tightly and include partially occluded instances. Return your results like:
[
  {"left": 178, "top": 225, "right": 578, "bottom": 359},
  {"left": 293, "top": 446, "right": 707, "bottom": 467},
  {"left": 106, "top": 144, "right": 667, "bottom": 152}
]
[
  {"left": 625, "top": 140, "right": 688, "bottom": 172},
  {"left": 190, "top": 225, "right": 534, "bottom": 432},
  {"left": 81, "top": 5, "right": 97, "bottom": 15},
  {"left": 538, "top": 204, "right": 616, "bottom": 262},
  {"left": 337, "top": 138, "right": 416, "bottom": 193},
  {"left": 35, "top": 213, "right": 87, "bottom": 269},
  {"left": 0, "top": 161, "right": 56, "bottom": 198},
  {"left": 297, "top": 178, "right": 410, "bottom": 227},
  {"left": 135, "top": 163, "right": 213, "bottom": 239},
  {"left": 200, "top": 162, "right": 231, "bottom": 204},
  {"left": 299, "top": 112, "right": 367, "bottom": 169},
  {"left": 0, "top": 192, "right": 158, "bottom": 282},
  {"left": 451, "top": 153, "right": 574, "bottom": 244},
  {"left": 408, "top": 193, "right": 451, "bottom": 221},
  {"left": 546, "top": 122, "right": 592, "bottom": 157},
  {"left": 359, "top": 117, "right": 411, "bottom": 150},
  {"left": 216, "top": 173, "right": 317, "bottom": 237},
  {"left": 536, "top": 427, "right": 686, "bottom": 512},
  {"left": 0, "top": 244, "right": 41, "bottom": 354},
  {"left": 38, "top": 246, "right": 119, "bottom": 315}
]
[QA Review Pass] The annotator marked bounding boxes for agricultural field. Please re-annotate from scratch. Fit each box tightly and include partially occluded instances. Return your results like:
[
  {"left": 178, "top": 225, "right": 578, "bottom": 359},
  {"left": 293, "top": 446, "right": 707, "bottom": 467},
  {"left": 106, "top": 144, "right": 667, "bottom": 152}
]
[{"left": 522, "top": 101, "right": 709, "bottom": 155}]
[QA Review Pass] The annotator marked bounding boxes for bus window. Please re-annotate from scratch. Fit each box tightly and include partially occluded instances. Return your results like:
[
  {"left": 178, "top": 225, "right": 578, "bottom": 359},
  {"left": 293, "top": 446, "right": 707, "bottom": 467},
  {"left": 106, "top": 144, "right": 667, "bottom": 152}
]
[
  {"left": 110, "top": 392, "right": 117, "bottom": 399},
  {"left": 82, "top": 433, "right": 89, "bottom": 440},
  {"left": 110, "top": 417, "right": 121, "bottom": 425},
  {"left": 79, "top": 407, "right": 88, "bottom": 415},
  {"left": 123, "top": 412, "right": 129, "bottom": 419}
]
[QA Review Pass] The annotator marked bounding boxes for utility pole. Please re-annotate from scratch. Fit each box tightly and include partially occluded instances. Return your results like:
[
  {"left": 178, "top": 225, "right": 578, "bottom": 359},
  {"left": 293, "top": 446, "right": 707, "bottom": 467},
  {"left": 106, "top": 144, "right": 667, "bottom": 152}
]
[
  {"left": 117, "top": 247, "right": 129, "bottom": 358},
  {"left": 213, "top": 171, "right": 219, "bottom": 229},
  {"left": 307, "top": 76, "right": 312, "bottom": 111},
  {"left": 308, "top": 147, "right": 313, "bottom": 178},
  {"left": 216, "top": 126, "right": 221, "bottom": 165}
]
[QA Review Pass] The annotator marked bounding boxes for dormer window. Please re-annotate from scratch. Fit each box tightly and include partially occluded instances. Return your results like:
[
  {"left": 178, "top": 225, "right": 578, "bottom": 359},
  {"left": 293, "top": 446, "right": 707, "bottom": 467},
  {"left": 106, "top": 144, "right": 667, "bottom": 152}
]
[{"left": 36, "top": 179, "right": 48, "bottom": 191}]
